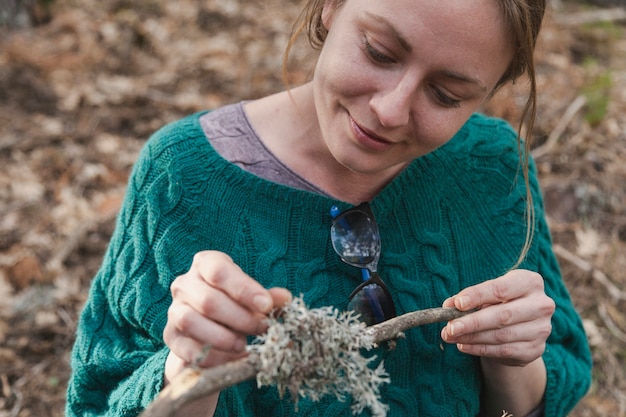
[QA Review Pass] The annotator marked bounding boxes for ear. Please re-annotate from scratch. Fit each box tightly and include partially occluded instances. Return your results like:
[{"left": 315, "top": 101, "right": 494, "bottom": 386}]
[{"left": 321, "top": 0, "right": 339, "bottom": 30}]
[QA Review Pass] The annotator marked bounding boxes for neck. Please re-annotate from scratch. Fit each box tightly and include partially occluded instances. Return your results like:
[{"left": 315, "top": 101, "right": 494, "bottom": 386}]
[{"left": 245, "top": 83, "right": 405, "bottom": 204}]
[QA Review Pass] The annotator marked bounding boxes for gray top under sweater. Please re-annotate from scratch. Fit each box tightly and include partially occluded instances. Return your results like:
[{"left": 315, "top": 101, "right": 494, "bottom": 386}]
[{"left": 199, "top": 102, "right": 331, "bottom": 197}]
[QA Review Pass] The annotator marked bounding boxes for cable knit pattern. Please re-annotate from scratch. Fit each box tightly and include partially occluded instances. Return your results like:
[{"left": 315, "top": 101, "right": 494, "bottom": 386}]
[{"left": 66, "top": 112, "right": 591, "bottom": 417}]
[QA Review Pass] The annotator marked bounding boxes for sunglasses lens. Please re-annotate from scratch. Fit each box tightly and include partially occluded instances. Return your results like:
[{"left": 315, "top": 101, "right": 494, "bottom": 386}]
[
  {"left": 331, "top": 211, "right": 380, "bottom": 266},
  {"left": 348, "top": 283, "right": 395, "bottom": 326},
  {"left": 331, "top": 203, "right": 395, "bottom": 326}
]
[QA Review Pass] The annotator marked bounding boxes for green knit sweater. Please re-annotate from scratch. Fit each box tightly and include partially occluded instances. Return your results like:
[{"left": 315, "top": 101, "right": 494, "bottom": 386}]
[{"left": 66, "top": 111, "right": 591, "bottom": 417}]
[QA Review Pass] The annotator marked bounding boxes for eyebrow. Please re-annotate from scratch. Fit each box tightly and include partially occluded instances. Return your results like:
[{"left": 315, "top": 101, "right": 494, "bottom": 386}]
[
  {"left": 441, "top": 70, "right": 488, "bottom": 92},
  {"left": 364, "top": 12, "right": 412, "bottom": 53},
  {"left": 364, "top": 12, "right": 488, "bottom": 93}
]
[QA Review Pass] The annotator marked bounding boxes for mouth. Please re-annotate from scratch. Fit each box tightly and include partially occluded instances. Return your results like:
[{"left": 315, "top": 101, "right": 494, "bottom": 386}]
[{"left": 349, "top": 117, "right": 394, "bottom": 151}]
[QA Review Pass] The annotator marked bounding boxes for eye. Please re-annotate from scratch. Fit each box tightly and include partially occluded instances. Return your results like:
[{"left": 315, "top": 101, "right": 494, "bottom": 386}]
[
  {"left": 431, "top": 86, "right": 461, "bottom": 108},
  {"left": 363, "top": 36, "right": 395, "bottom": 64}
]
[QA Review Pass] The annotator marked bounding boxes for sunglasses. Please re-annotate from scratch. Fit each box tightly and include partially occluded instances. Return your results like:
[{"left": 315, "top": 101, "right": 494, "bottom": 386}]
[{"left": 330, "top": 202, "right": 397, "bottom": 326}]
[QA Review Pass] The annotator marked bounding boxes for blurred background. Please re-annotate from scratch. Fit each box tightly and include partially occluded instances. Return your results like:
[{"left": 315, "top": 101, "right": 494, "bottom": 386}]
[{"left": 0, "top": 0, "right": 625, "bottom": 415}]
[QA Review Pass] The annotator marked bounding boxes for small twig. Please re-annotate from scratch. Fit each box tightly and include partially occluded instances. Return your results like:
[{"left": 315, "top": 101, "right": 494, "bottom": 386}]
[
  {"left": 598, "top": 303, "right": 626, "bottom": 344},
  {"left": 364, "top": 306, "right": 471, "bottom": 342},
  {"left": 139, "top": 307, "right": 469, "bottom": 417},
  {"left": 554, "top": 7, "right": 626, "bottom": 27},
  {"left": 46, "top": 220, "right": 93, "bottom": 274},
  {"left": 553, "top": 244, "right": 626, "bottom": 302},
  {"left": 531, "top": 95, "right": 586, "bottom": 160},
  {"left": 46, "top": 205, "right": 119, "bottom": 275}
]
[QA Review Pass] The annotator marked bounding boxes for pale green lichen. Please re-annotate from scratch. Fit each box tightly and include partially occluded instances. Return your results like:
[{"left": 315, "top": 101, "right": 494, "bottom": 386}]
[{"left": 248, "top": 296, "right": 390, "bottom": 417}]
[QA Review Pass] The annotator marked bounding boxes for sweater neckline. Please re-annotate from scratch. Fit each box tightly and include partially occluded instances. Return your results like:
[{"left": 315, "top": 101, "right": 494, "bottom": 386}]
[
  {"left": 185, "top": 109, "right": 473, "bottom": 214},
  {"left": 190, "top": 111, "right": 399, "bottom": 206}
]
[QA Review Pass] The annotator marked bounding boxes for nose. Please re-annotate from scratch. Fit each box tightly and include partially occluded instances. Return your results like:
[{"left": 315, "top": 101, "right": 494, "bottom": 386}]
[{"left": 369, "top": 77, "right": 415, "bottom": 128}]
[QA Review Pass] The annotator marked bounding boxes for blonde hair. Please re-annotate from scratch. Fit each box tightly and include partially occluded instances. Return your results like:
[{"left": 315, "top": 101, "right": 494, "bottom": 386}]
[
  {"left": 493, "top": 0, "right": 546, "bottom": 265},
  {"left": 284, "top": 0, "right": 546, "bottom": 266}
]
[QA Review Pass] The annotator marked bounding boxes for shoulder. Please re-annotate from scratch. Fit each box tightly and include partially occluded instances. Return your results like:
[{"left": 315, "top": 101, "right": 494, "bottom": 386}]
[
  {"left": 463, "top": 112, "right": 518, "bottom": 137},
  {"left": 128, "top": 109, "right": 285, "bottom": 203},
  {"left": 121, "top": 110, "right": 232, "bottom": 208},
  {"left": 131, "top": 111, "right": 225, "bottom": 182},
  {"left": 142, "top": 111, "right": 211, "bottom": 159},
  {"left": 444, "top": 112, "right": 520, "bottom": 164},
  {"left": 407, "top": 113, "right": 536, "bottom": 238},
  {"left": 418, "top": 113, "right": 526, "bottom": 187}
]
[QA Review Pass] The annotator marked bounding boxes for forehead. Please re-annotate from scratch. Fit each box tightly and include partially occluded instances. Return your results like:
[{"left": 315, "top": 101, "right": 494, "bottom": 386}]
[
  {"left": 338, "top": 0, "right": 512, "bottom": 85},
  {"left": 342, "top": 0, "right": 507, "bottom": 41}
]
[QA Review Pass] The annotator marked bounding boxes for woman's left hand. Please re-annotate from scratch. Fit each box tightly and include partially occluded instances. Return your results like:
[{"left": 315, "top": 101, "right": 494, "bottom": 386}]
[{"left": 441, "top": 269, "right": 556, "bottom": 367}]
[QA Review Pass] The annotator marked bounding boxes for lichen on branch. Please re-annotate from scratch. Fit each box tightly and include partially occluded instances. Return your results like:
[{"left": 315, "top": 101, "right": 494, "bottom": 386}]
[{"left": 249, "top": 296, "right": 391, "bottom": 417}]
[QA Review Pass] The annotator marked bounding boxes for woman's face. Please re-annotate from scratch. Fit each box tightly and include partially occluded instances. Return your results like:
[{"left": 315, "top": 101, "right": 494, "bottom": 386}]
[{"left": 313, "top": 0, "right": 513, "bottom": 176}]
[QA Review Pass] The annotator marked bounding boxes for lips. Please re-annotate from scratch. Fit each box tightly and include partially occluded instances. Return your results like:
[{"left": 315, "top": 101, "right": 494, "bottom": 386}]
[{"left": 349, "top": 117, "right": 394, "bottom": 152}]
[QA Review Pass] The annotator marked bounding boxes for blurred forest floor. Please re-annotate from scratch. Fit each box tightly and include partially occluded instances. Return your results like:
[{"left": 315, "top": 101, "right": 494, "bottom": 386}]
[{"left": 0, "top": 0, "right": 625, "bottom": 416}]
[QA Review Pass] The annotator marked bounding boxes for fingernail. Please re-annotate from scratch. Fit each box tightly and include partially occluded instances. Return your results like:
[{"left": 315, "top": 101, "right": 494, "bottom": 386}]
[
  {"left": 450, "top": 321, "right": 464, "bottom": 336},
  {"left": 253, "top": 294, "right": 271, "bottom": 312},
  {"left": 458, "top": 296, "right": 471, "bottom": 310}
]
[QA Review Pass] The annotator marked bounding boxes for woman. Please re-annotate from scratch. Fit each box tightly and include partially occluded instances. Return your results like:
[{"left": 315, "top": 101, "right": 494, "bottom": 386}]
[{"left": 66, "top": 0, "right": 592, "bottom": 416}]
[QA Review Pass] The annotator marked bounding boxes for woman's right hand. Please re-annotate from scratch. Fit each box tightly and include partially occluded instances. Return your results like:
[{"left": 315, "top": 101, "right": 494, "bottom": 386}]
[{"left": 163, "top": 250, "right": 292, "bottom": 383}]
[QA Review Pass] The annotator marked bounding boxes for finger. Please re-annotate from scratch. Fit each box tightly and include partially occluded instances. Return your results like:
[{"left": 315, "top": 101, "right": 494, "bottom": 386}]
[
  {"left": 441, "top": 318, "right": 552, "bottom": 346},
  {"left": 165, "top": 330, "right": 248, "bottom": 369},
  {"left": 442, "top": 297, "right": 455, "bottom": 308},
  {"left": 268, "top": 287, "right": 293, "bottom": 309},
  {"left": 173, "top": 278, "right": 269, "bottom": 336},
  {"left": 194, "top": 251, "right": 276, "bottom": 314},
  {"left": 166, "top": 303, "right": 249, "bottom": 352},
  {"left": 450, "top": 270, "right": 545, "bottom": 311},
  {"left": 195, "top": 347, "right": 249, "bottom": 369},
  {"left": 455, "top": 340, "right": 546, "bottom": 366},
  {"left": 441, "top": 297, "right": 554, "bottom": 337},
  {"left": 189, "top": 290, "right": 290, "bottom": 367}
]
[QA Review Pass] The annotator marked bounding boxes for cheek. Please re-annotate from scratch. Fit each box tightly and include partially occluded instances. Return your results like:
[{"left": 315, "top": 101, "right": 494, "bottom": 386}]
[
  {"left": 315, "top": 41, "right": 376, "bottom": 97},
  {"left": 412, "top": 110, "right": 474, "bottom": 151}
]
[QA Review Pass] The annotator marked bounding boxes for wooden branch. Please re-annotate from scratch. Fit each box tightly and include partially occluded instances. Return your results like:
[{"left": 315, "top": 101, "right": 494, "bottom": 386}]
[
  {"left": 531, "top": 95, "right": 586, "bottom": 160},
  {"left": 364, "top": 306, "right": 471, "bottom": 342},
  {"left": 553, "top": 244, "right": 626, "bottom": 302},
  {"left": 598, "top": 303, "right": 626, "bottom": 344},
  {"left": 554, "top": 7, "right": 626, "bottom": 27},
  {"left": 139, "top": 307, "right": 469, "bottom": 417},
  {"left": 139, "top": 355, "right": 258, "bottom": 417}
]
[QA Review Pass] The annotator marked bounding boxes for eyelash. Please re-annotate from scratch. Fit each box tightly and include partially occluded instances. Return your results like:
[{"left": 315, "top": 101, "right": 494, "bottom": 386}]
[
  {"left": 431, "top": 87, "right": 461, "bottom": 108},
  {"left": 363, "top": 37, "right": 395, "bottom": 64},
  {"left": 363, "top": 35, "right": 461, "bottom": 109}
]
